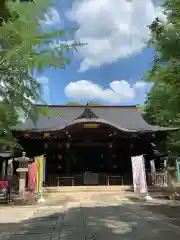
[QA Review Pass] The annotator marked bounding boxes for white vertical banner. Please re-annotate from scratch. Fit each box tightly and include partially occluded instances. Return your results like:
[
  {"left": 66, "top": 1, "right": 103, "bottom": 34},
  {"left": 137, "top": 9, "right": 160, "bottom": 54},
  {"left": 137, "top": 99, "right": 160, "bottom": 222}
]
[{"left": 131, "top": 155, "right": 147, "bottom": 194}]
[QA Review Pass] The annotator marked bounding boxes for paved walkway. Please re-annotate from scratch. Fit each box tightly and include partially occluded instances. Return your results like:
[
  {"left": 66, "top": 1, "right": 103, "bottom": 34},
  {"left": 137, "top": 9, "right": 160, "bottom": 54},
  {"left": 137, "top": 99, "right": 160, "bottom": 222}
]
[{"left": 0, "top": 191, "right": 180, "bottom": 239}]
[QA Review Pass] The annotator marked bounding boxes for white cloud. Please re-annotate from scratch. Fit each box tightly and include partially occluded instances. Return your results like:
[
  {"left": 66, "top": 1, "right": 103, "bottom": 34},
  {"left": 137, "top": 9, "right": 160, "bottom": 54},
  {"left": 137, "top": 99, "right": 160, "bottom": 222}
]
[
  {"left": 67, "top": 0, "right": 166, "bottom": 72},
  {"left": 37, "top": 76, "right": 50, "bottom": 103},
  {"left": 39, "top": 7, "right": 61, "bottom": 26},
  {"left": 64, "top": 80, "right": 148, "bottom": 103},
  {"left": 134, "top": 82, "right": 147, "bottom": 88}
]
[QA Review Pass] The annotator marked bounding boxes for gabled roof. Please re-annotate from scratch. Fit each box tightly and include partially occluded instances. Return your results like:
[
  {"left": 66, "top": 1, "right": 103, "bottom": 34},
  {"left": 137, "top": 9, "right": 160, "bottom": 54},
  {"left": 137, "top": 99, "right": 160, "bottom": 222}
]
[{"left": 12, "top": 104, "right": 177, "bottom": 134}]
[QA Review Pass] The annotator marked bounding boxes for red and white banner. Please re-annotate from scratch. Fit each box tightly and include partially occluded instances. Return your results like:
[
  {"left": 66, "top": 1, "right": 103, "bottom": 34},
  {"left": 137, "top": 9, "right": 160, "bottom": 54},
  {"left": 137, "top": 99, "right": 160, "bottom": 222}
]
[
  {"left": 131, "top": 155, "right": 147, "bottom": 193},
  {"left": 28, "top": 162, "right": 37, "bottom": 192}
]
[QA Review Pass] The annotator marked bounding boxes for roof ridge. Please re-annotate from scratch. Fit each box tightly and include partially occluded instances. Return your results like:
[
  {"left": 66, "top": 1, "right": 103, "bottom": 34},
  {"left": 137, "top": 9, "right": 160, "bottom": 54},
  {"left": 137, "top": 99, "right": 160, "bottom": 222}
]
[{"left": 34, "top": 104, "right": 137, "bottom": 108}]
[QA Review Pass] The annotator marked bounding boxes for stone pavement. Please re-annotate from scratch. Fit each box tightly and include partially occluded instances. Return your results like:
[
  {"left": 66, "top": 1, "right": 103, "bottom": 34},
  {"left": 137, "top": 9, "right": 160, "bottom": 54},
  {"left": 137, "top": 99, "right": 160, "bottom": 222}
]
[
  {"left": 1, "top": 191, "right": 180, "bottom": 239},
  {"left": 0, "top": 205, "right": 40, "bottom": 240}
]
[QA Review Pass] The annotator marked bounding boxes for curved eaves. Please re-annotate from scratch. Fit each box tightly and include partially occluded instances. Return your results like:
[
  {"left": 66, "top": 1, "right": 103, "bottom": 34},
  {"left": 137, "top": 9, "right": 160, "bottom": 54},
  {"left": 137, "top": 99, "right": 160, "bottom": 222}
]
[{"left": 12, "top": 118, "right": 178, "bottom": 134}]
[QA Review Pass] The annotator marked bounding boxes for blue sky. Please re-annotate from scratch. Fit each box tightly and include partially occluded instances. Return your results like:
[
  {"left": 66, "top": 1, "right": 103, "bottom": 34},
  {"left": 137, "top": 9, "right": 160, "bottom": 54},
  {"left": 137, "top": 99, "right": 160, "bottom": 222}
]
[{"left": 37, "top": 0, "right": 165, "bottom": 106}]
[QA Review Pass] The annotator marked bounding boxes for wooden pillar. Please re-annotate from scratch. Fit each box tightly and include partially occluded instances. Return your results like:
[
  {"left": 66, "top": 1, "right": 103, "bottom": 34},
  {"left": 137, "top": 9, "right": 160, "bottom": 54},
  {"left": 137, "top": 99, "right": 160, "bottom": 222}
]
[
  {"left": 65, "top": 152, "right": 71, "bottom": 175},
  {"left": 106, "top": 143, "right": 113, "bottom": 174},
  {"left": 7, "top": 159, "right": 13, "bottom": 180},
  {"left": 65, "top": 143, "right": 71, "bottom": 175},
  {"left": 1, "top": 160, "right": 6, "bottom": 179}
]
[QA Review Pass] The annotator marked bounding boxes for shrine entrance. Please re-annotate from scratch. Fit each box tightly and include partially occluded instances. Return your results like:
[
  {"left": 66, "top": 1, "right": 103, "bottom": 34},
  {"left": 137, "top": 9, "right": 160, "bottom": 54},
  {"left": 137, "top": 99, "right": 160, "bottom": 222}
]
[
  {"left": 71, "top": 144, "right": 106, "bottom": 174},
  {"left": 45, "top": 121, "right": 133, "bottom": 186}
]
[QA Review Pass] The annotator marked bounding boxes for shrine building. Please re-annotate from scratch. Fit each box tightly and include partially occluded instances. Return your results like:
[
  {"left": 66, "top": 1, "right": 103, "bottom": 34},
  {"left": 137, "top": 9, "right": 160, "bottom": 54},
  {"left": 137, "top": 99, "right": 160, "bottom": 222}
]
[{"left": 11, "top": 104, "right": 174, "bottom": 186}]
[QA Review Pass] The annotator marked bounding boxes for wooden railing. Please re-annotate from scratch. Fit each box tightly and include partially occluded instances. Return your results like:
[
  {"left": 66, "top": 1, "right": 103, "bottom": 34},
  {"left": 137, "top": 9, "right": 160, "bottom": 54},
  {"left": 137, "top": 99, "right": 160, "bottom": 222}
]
[
  {"left": 47, "top": 173, "right": 124, "bottom": 186},
  {"left": 150, "top": 171, "right": 168, "bottom": 188},
  {"left": 107, "top": 175, "right": 124, "bottom": 186},
  {"left": 56, "top": 176, "right": 75, "bottom": 186}
]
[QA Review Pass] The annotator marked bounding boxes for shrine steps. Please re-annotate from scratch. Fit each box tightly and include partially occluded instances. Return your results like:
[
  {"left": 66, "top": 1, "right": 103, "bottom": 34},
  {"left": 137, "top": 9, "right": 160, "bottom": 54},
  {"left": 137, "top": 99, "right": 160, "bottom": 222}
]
[{"left": 44, "top": 185, "right": 132, "bottom": 193}]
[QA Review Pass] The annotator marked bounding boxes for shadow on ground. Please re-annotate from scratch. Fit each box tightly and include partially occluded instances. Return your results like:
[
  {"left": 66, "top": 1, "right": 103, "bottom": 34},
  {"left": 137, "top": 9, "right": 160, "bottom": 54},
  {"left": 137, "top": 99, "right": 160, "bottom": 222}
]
[
  {"left": 1, "top": 201, "right": 180, "bottom": 239},
  {"left": 140, "top": 202, "right": 180, "bottom": 227},
  {"left": 124, "top": 194, "right": 180, "bottom": 228}
]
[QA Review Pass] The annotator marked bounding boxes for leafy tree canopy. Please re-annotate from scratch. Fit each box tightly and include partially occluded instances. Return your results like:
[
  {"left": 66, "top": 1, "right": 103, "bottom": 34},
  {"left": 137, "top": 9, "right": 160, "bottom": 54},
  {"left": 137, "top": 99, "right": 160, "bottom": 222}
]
[
  {"left": 0, "top": 0, "right": 84, "bottom": 147},
  {"left": 143, "top": 0, "right": 180, "bottom": 155}
]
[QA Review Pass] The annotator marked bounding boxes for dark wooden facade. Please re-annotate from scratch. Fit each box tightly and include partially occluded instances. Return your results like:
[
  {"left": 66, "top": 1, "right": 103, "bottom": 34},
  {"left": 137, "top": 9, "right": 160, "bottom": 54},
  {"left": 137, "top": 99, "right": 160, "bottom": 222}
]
[{"left": 11, "top": 104, "right": 171, "bottom": 186}]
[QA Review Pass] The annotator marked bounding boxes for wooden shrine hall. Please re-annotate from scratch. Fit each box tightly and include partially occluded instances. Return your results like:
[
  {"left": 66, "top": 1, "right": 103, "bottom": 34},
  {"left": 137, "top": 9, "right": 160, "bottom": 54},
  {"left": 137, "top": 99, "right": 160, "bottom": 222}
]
[{"left": 11, "top": 104, "right": 175, "bottom": 186}]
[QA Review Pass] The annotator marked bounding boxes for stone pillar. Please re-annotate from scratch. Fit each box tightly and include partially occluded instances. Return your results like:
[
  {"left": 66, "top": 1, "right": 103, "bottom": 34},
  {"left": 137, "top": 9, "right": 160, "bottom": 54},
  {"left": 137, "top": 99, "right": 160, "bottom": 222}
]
[
  {"left": 18, "top": 162, "right": 28, "bottom": 196},
  {"left": 19, "top": 171, "right": 26, "bottom": 196}
]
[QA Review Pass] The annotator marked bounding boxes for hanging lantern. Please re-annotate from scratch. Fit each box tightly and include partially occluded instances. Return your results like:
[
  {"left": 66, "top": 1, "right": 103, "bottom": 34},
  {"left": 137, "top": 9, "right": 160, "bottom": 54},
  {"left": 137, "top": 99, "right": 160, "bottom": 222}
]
[{"left": 44, "top": 132, "right": 50, "bottom": 138}]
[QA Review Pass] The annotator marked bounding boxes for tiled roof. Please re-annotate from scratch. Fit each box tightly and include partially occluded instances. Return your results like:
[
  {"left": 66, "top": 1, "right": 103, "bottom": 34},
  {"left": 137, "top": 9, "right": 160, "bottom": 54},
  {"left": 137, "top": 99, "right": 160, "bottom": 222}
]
[{"left": 12, "top": 105, "right": 177, "bottom": 133}]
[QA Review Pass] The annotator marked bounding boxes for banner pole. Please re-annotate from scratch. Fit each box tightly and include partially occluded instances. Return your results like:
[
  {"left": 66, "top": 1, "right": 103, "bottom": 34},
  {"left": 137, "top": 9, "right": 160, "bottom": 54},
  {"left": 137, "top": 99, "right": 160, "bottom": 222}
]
[
  {"left": 36, "top": 155, "right": 45, "bottom": 203},
  {"left": 143, "top": 155, "right": 153, "bottom": 201},
  {"left": 38, "top": 190, "right": 45, "bottom": 203}
]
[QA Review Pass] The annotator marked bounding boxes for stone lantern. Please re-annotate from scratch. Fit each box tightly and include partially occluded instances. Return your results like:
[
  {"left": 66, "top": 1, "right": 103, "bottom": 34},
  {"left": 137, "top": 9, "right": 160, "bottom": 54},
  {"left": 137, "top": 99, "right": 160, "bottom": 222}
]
[{"left": 14, "top": 152, "right": 32, "bottom": 196}]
